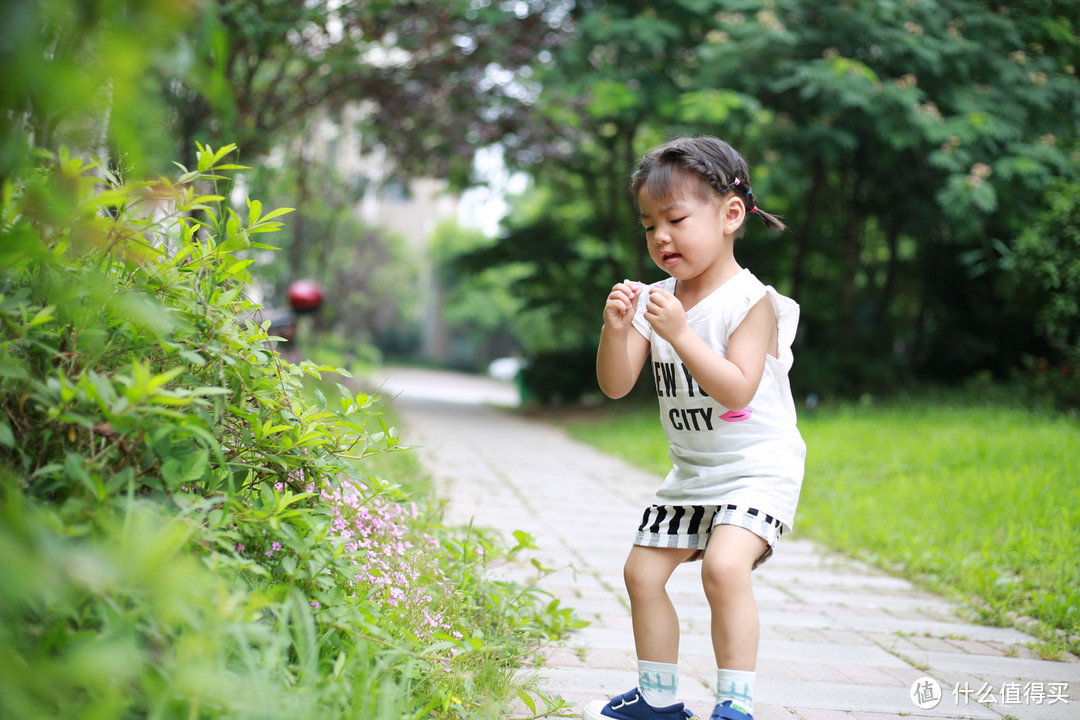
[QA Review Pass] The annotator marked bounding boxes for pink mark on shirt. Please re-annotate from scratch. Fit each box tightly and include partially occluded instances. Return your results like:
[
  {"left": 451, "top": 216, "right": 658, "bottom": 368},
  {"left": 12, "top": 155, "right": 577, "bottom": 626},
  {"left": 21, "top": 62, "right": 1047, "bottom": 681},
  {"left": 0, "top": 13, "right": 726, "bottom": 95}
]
[{"left": 719, "top": 409, "right": 753, "bottom": 423}]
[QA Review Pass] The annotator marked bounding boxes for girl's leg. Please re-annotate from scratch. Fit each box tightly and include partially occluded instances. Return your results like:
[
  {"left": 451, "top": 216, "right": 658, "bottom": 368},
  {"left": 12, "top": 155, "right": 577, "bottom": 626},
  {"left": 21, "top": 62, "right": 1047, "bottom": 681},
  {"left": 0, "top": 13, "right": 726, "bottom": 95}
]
[
  {"left": 701, "top": 525, "right": 768, "bottom": 717},
  {"left": 583, "top": 543, "right": 694, "bottom": 720},
  {"left": 700, "top": 525, "right": 767, "bottom": 669},
  {"left": 623, "top": 545, "right": 697, "bottom": 662}
]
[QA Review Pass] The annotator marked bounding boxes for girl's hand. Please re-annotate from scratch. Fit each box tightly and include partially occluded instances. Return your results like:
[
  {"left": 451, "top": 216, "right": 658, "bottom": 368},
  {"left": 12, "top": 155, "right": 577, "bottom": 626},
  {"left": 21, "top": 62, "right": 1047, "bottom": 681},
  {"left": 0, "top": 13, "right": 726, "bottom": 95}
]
[
  {"left": 643, "top": 287, "right": 690, "bottom": 343},
  {"left": 603, "top": 280, "right": 644, "bottom": 332}
]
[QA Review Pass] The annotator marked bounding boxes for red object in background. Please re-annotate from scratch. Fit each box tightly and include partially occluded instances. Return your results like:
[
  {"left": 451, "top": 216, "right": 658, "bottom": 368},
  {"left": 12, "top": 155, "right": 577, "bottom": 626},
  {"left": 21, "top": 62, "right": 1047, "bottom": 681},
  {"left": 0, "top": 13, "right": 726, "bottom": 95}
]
[{"left": 288, "top": 280, "right": 324, "bottom": 313}]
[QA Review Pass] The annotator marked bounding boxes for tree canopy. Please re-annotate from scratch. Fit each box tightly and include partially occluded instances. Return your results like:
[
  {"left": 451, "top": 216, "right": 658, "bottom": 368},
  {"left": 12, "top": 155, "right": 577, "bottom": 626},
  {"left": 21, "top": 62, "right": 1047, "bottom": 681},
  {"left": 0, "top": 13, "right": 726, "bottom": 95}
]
[
  {"left": 2, "top": 0, "right": 567, "bottom": 180},
  {"left": 467, "top": 0, "right": 1080, "bottom": 403},
  {"left": 163, "top": 0, "right": 567, "bottom": 180},
  {"left": 4, "top": 0, "right": 1077, "bottom": 404}
]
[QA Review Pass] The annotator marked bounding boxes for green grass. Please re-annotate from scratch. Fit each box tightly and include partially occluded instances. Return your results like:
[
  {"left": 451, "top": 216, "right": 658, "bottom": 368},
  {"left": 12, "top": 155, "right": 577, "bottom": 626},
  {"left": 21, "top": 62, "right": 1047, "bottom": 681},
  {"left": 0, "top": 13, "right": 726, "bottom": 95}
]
[{"left": 560, "top": 396, "right": 1080, "bottom": 657}]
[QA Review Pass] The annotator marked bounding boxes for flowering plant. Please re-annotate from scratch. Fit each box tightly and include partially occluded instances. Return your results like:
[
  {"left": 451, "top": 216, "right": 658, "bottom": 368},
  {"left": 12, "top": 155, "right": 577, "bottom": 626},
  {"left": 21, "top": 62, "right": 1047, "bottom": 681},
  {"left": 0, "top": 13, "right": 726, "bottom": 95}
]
[{"left": 0, "top": 144, "right": 580, "bottom": 719}]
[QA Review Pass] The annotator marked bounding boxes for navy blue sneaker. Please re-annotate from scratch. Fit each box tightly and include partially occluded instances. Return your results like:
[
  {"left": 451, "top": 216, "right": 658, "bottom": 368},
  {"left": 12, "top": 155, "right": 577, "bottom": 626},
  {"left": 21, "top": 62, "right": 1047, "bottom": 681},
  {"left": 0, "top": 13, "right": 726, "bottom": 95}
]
[
  {"left": 710, "top": 700, "right": 752, "bottom": 720},
  {"left": 583, "top": 688, "right": 693, "bottom": 720}
]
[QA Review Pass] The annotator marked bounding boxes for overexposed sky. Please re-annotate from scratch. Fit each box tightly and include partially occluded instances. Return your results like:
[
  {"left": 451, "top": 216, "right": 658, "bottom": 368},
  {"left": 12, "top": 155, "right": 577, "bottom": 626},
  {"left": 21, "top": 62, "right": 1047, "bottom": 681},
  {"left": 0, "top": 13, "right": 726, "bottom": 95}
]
[{"left": 458, "top": 145, "right": 528, "bottom": 237}]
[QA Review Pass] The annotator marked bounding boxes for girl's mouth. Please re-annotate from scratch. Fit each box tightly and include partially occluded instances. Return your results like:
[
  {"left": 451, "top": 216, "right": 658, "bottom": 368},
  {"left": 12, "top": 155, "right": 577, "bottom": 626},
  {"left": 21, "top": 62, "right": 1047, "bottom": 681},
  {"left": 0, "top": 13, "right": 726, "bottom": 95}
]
[{"left": 661, "top": 252, "right": 682, "bottom": 265}]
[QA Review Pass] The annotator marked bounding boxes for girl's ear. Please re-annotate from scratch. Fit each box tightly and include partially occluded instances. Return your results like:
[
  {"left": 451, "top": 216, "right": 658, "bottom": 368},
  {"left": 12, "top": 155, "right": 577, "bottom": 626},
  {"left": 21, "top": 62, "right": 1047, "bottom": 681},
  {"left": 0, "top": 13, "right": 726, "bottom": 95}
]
[{"left": 722, "top": 195, "right": 746, "bottom": 235}]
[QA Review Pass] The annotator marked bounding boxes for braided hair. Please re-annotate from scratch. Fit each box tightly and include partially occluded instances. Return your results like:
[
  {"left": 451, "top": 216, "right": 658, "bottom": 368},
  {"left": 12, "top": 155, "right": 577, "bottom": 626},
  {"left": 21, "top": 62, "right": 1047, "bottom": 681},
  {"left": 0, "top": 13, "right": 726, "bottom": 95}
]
[{"left": 630, "top": 136, "right": 785, "bottom": 235}]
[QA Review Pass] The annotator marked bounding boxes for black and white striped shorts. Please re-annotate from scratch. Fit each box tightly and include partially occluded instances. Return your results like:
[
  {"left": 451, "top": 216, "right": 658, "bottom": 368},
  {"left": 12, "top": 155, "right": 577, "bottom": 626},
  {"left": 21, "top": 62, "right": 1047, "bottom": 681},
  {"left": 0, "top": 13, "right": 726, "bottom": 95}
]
[{"left": 634, "top": 504, "right": 785, "bottom": 567}]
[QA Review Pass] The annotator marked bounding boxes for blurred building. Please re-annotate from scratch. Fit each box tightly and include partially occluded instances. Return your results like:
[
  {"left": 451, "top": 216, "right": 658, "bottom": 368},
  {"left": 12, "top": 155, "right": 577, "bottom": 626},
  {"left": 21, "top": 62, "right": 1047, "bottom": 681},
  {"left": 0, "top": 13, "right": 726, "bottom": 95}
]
[{"left": 303, "top": 104, "right": 461, "bottom": 363}]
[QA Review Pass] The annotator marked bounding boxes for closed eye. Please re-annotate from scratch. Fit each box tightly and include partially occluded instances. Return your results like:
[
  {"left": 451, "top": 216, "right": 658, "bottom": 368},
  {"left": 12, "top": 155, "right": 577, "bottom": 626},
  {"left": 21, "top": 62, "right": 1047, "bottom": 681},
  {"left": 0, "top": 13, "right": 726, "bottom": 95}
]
[
  {"left": 671, "top": 217, "right": 686, "bottom": 224},
  {"left": 643, "top": 225, "right": 655, "bottom": 233}
]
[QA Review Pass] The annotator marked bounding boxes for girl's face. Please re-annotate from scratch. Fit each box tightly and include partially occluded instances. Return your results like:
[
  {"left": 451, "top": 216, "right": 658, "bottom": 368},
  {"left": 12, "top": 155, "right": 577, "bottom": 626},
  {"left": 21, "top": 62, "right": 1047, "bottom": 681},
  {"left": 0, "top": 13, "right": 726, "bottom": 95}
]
[{"left": 638, "top": 178, "right": 730, "bottom": 281}]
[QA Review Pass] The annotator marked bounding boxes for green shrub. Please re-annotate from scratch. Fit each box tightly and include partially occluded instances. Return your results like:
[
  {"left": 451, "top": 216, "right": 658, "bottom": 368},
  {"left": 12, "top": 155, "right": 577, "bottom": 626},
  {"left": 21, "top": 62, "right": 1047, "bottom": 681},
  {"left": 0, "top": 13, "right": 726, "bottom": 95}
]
[
  {"left": 519, "top": 347, "right": 600, "bottom": 405},
  {"left": 0, "top": 145, "right": 579, "bottom": 719}
]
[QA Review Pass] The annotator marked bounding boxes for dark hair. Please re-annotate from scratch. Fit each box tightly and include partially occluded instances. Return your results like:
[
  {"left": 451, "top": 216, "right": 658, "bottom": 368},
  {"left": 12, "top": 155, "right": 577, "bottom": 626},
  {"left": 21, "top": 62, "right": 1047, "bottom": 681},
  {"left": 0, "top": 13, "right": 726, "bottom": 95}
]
[{"left": 629, "top": 136, "right": 785, "bottom": 234}]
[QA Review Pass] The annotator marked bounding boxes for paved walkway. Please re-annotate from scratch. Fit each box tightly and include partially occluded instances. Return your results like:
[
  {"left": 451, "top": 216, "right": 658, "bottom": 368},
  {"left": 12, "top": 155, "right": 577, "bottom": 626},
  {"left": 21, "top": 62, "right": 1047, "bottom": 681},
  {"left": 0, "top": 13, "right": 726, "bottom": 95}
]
[{"left": 370, "top": 367, "right": 1078, "bottom": 720}]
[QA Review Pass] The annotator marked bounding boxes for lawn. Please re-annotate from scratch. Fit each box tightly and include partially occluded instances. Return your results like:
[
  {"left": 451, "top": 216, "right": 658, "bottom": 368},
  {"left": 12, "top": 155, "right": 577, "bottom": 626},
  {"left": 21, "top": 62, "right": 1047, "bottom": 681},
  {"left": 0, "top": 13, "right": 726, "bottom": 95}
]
[{"left": 561, "top": 396, "right": 1080, "bottom": 657}]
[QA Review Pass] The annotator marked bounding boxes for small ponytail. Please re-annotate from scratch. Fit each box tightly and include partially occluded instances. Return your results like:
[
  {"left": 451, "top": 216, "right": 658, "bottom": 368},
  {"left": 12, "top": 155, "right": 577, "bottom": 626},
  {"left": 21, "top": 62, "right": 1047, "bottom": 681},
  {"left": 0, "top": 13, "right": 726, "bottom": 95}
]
[
  {"left": 736, "top": 177, "right": 786, "bottom": 232},
  {"left": 749, "top": 206, "right": 786, "bottom": 232}
]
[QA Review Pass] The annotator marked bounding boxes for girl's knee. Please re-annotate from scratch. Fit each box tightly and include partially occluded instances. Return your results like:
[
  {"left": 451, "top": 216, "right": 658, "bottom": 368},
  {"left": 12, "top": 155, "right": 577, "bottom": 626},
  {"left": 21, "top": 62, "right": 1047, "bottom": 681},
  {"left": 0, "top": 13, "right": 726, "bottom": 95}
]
[
  {"left": 701, "top": 545, "right": 760, "bottom": 601},
  {"left": 701, "top": 555, "right": 747, "bottom": 597},
  {"left": 623, "top": 554, "right": 655, "bottom": 596},
  {"left": 623, "top": 547, "right": 687, "bottom": 598}
]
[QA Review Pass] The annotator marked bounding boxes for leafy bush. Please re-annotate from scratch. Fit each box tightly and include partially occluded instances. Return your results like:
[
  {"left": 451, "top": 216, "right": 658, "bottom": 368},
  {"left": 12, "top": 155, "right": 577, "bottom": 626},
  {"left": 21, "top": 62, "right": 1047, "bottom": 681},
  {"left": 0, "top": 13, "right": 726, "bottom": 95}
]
[
  {"left": 998, "top": 173, "right": 1080, "bottom": 411},
  {"left": 0, "top": 145, "right": 579, "bottom": 719},
  {"left": 519, "top": 347, "right": 602, "bottom": 405}
]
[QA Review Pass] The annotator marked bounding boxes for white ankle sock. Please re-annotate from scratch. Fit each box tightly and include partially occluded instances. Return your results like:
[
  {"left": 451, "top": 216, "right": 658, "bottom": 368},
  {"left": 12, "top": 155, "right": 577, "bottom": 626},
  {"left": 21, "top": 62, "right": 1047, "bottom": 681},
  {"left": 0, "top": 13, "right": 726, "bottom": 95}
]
[
  {"left": 638, "top": 659, "right": 679, "bottom": 707},
  {"left": 716, "top": 668, "right": 755, "bottom": 715}
]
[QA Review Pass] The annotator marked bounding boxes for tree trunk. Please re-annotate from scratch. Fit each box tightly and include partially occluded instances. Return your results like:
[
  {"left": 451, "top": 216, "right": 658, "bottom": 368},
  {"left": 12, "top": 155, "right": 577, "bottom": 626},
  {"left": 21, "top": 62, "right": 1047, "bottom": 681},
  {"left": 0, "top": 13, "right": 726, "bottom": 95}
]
[
  {"left": 622, "top": 125, "right": 647, "bottom": 282},
  {"left": 839, "top": 197, "right": 863, "bottom": 352},
  {"left": 878, "top": 220, "right": 901, "bottom": 344},
  {"left": 791, "top": 162, "right": 824, "bottom": 301},
  {"left": 288, "top": 142, "right": 312, "bottom": 283}
]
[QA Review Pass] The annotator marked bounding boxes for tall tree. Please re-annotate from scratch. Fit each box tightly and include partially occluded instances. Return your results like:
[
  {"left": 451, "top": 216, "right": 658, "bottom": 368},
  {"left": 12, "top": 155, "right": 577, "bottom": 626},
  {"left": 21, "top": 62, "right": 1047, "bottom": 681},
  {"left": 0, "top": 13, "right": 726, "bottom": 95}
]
[
  {"left": 694, "top": 0, "right": 1080, "bottom": 386},
  {"left": 465, "top": 0, "right": 740, "bottom": 357},
  {"left": 468, "top": 0, "right": 1080, "bottom": 399},
  {"left": 0, "top": 0, "right": 197, "bottom": 180},
  {"left": 163, "top": 0, "right": 567, "bottom": 180}
]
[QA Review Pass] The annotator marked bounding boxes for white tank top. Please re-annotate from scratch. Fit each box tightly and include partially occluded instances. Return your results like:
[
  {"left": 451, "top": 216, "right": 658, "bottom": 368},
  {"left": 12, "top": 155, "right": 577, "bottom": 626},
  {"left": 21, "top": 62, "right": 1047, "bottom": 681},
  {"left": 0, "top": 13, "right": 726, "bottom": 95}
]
[{"left": 632, "top": 269, "right": 806, "bottom": 530}]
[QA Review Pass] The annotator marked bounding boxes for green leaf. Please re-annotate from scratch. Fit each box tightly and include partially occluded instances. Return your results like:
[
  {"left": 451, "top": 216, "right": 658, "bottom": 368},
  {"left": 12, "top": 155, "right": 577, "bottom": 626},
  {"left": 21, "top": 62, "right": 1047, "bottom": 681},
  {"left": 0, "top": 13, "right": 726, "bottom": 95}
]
[
  {"left": 30, "top": 463, "right": 63, "bottom": 479},
  {"left": 247, "top": 197, "right": 263, "bottom": 225},
  {"left": 105, "top": 467, "right": 135, "bottom": 494},
  {"left": 225, "top": 214, "right": 241, "bottom": 240},
  {"left": 161, "top": 449, "right": 210, "bottom": 488},
  {"left": 256, "top": 206, "right": 295, "bottom": 223},
  {"left": 148, "top": 366, "right": 185, "bottom": 391},
  {"left": 179, "top": 350, "right": 207, "bottom": 366},
  {"left": 190, "top": 386, "right": 231, "bottom": 396},
  {"left": 586, "top": 80, "right": 639, "bottom": 119},
  {"left": 0, "top": 364, "right": 28, "bottom": 380},
  {"left": 678, "top": 89, "right": 758, "bottom": 124},
  {"left": 210, "top": 143, "right": 238, "bottom": 168},
  {"left": 207, "top": 507, "right": 227, "bottom": 530},
  {"left": 247, "top": 223, "right": 284, "bottom": 234},
  {"left": 26, "top": 305, "right": 56, "bottom": 328},
  {"left": 518, "top": 690, "right": 537, "bottom": 714},
  {"left": 65, "top": 452, "right": 103, "bottom": 499}
]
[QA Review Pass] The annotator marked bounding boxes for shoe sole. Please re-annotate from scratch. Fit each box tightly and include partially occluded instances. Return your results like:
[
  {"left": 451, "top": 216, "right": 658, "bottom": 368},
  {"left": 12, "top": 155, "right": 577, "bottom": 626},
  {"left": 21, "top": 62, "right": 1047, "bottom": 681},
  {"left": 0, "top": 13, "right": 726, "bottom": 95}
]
[
  {"left": 582, "top": 700, "right": 608, "bottom": 720},
  {"left": 582, "top": 699, "right": 699, "bottom": 720}
]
